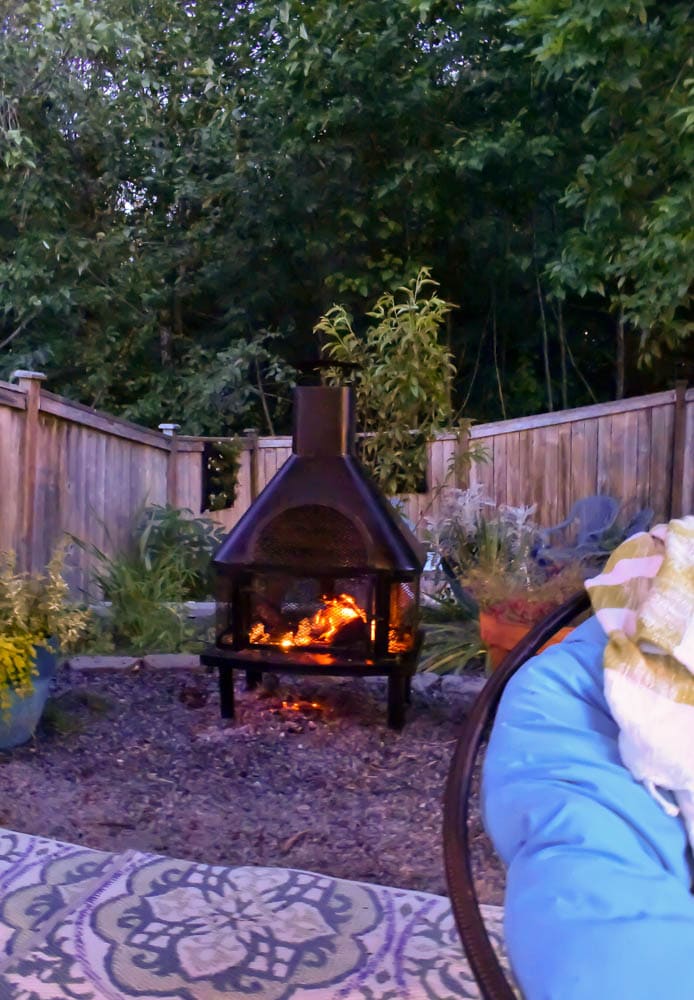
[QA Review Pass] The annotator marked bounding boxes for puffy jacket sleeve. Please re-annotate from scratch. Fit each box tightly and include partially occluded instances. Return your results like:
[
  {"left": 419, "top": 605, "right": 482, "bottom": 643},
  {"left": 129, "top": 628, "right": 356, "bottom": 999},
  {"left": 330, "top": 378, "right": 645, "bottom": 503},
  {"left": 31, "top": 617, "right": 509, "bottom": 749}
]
[{"left": 482, "top": 616, "right": 694, "bottom": 1000}]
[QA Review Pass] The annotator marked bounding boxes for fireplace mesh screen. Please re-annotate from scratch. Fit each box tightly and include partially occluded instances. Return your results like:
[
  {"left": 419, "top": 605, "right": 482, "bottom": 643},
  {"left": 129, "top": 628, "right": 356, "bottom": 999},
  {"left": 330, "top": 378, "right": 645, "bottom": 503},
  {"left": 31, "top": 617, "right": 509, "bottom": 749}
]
[{"left": 253, "top": 504, "right": 368, "bottom": 571}]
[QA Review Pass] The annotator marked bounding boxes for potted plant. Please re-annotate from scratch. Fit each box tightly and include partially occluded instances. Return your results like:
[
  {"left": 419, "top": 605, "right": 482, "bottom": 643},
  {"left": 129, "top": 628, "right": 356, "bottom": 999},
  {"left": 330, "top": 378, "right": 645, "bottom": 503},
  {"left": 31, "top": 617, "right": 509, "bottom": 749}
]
[
  {"left": 476, "top": 574, "right": 583, "bottom": 669},
  {"left": 426, "top": 488, "right": 585, "bottom": 669},
  {"left": 0, "top": 549, "right": 90, "bottom": 748}
]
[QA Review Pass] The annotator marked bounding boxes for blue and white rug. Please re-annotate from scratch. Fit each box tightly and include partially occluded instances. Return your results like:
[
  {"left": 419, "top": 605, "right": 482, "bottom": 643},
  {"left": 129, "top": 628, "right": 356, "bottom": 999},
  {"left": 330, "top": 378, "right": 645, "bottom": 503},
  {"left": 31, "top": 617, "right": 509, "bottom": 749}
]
[{"left": 0, "top": 828, "right": 510, "bottom": 999}]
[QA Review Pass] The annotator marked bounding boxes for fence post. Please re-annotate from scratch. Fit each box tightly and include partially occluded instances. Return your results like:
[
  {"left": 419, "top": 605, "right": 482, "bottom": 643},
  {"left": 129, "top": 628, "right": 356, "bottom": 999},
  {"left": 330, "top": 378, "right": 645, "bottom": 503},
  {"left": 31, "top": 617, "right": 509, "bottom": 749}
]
[
  {"left": 454, "top": 425, "right": 473, "bottom": 489},
  {"left": 243, "top": 428, "right": 259, "bottom": 501},
  {"left": 669, "top": 380, "right": 688, "bottom": 519},
  {"left": 12, "top": 370, "right": 47, "bottom": 571},
  {"left": 159, "top": 423, "right": 181, "bottom": 507}
]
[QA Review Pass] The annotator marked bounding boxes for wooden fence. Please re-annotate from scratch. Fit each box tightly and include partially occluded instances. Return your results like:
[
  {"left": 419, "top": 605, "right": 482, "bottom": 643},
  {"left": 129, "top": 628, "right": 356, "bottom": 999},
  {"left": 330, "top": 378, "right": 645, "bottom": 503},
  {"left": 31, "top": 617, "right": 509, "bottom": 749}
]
[
  {"left": 208, "top": 385, "right": 694, "bottom": 535},
  {"left": 0, "top": 373, "right": 200, "bottom": 593},
  {"left": 1, "top": 371, "right": 691, "bottom": 594}
]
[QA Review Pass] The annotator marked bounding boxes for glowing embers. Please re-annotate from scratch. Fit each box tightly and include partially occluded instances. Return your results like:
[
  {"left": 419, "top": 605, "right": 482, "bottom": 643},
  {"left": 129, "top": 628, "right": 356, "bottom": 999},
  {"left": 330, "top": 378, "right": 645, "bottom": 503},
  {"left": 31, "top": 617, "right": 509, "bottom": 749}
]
[
  {"left": 388, "top": 629, "right": 413, "bottom": 655},
  {"left": 250, "top": 592, "right": 368, "bottom": 651},
  {"left": 248, "top": 587, "right": 416, "bottom": 656},
  {"left": 388, "top": 581, "right": 417, "bottom": 653},
  {"left": 280, "top": 698, "right": 321, "bottom": 712}
]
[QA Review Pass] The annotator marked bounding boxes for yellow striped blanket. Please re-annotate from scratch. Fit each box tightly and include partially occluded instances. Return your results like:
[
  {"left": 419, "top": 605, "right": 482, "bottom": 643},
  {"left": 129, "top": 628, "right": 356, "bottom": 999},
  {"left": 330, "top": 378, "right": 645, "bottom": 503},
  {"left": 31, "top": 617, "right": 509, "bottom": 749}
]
[{"left": 586, "top": 516, "right": 694, "bottom": 845}]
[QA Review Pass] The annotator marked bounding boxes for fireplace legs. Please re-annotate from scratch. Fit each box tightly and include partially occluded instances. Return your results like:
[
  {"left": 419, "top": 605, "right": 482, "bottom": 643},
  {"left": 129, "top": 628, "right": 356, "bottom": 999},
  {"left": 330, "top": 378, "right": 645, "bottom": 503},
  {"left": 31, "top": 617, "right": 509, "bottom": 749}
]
[
  {"left": 246, "top": 668, "right": 263, "bottom": 691},
  {"left": 219, "top": 667, "right": 263, "bottom": 718},
  {"left": 213, "top": 658, "right": 413, "bottom": 730},
  {"left": 387, "top": 672, "right": 408, "bottom": 730},
  {"left": 218, "top": 665, "right": 235, "bottom": 719}
]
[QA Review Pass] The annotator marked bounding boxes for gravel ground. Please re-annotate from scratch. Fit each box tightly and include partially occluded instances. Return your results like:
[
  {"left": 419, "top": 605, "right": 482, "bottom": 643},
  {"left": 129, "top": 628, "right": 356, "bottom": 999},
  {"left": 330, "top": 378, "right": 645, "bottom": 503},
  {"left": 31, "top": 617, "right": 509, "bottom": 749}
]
[{"left": 0, "top": 661, "right": 506, "bottom": 905}]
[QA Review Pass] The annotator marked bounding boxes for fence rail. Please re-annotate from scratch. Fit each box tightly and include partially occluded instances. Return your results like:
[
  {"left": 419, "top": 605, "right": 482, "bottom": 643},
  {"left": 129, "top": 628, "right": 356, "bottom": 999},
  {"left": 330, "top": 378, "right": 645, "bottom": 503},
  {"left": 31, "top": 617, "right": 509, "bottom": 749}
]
[{"left": 0, "top": 371, "right": 691, "bottom": 594}]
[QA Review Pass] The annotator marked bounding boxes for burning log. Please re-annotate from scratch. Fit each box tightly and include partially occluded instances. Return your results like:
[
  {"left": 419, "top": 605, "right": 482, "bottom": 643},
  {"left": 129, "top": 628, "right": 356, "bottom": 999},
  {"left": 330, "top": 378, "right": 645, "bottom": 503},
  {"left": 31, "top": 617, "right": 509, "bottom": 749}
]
[{"left": 331, "top": 617, "right": 369, "bottom": 646}]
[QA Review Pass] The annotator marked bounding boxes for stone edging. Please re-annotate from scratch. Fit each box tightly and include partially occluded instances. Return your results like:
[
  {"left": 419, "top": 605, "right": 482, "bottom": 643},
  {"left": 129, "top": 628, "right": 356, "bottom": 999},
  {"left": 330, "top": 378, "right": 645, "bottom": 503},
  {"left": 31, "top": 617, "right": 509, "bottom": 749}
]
[{"left": 67, "top": 654, "right": 204, "bottom": 672}]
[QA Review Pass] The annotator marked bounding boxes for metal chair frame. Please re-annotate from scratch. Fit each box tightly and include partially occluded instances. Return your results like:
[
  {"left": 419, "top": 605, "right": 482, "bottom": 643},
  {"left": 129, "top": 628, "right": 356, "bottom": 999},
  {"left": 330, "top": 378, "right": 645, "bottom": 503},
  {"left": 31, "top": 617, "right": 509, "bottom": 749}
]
[{"left": 442, "top": 591, "right": 591, "bottom": 1000}]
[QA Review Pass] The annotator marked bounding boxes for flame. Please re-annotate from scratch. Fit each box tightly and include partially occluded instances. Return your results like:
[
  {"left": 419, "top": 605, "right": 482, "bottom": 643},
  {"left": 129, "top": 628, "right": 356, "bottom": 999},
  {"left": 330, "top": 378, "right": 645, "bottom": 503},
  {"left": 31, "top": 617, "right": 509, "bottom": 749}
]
[
  {"left": 250, "top": 593, "right": 367, "bottom": 650},
  {"left": 249, "top": 622, "right": 269, "bottom": 644},
  {"left": 388, "top": 629, "right": 412, "bottom": 654},
  {"left": 312, "top": 594, "right": 366, "bottom": 642},
  {"left": 249, "top": 593, "right": 415, "bottom": 655}
]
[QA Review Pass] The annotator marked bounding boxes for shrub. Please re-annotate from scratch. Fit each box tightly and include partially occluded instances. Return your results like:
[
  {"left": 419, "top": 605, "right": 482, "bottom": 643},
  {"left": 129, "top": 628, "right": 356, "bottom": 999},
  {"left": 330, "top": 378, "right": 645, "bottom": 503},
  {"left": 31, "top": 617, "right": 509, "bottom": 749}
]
[
  {"left": 73, "top": 505, "right": 224, "bottom": 654},
  {"left": 0, "top": 549, "right": 90, "bottom": 715},
  {"left": 316, "top": 268, "right": 460, "bottom": 495}
]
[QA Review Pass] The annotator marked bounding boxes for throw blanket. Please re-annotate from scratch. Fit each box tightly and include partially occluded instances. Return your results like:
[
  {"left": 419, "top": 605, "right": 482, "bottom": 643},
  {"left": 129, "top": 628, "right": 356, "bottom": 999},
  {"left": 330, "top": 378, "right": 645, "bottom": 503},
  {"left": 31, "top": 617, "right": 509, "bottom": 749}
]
[{"left": 586, "top": 516, "right": 694, "bottom": 847}]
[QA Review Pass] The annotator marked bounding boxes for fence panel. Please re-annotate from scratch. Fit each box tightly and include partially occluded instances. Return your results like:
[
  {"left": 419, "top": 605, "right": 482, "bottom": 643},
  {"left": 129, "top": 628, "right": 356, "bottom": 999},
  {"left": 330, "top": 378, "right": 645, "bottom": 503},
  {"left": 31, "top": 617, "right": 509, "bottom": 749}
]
[
  {"left": 194, "top": 392, "right": 692, "bottom": 538},
  {"left": 32, "top": 411, "right": 169, "bottom": 593},
  {"left": 0, "top": 376, "right": 171, "bottom": 592},
  {"left": 465, "top": 391, "right": 683, "bottom": 528},
  {"left": 0, "top": 377, "right": 691, "bottom": 588},
  {"left": 684, "top": 389, "right": 694, "bottom": 516},
  {"left": 0, "top": 395, "right": 24, "bottom": 555}
]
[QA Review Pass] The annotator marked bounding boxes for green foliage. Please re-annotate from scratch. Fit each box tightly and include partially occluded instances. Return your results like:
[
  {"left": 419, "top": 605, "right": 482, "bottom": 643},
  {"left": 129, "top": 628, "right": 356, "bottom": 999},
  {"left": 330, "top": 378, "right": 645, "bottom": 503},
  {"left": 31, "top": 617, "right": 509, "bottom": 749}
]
[
  {"left": 0, "top": 0, "right": 296, "bottom": 429},
  {"left": 426, "top": 486, "right": 587, "bottom": 628},
  {"left": 0, "top": 549, "right": 91, "bottom": 651},
  {"left": 427, "top": 486, "right": 544, "bottom": 597},
  {"left": 0, "top": 633, "right": 40, "bottom": 711},
  {"left": 95, "top": 557, "right": 197, "bottom": 655},
  {"left": 73, "top": 505, "right": 224, "bottom": 654},
  {"left": 316, "top": 268, "right": 457, "bottom": 494},
  {"left": 418, "top": 619, "right": 485, "bottom": 675},
  {"left": 122, "top": 335, "right": 296, "bottom": 437},
  {"left": 205, "top": 440, "right": 243, "bottom": 512},
  {"left": 133, "top": 505, "right": 225, "bottom": 599},
  {"left": 510, "top": 0, "right": 694, "bottom": 358},
  {"left": 0, "top": 548, "right": 91, "bottom": 714},
  {"left": 0, "top": 0, "right": 688, "bottom": 429}
]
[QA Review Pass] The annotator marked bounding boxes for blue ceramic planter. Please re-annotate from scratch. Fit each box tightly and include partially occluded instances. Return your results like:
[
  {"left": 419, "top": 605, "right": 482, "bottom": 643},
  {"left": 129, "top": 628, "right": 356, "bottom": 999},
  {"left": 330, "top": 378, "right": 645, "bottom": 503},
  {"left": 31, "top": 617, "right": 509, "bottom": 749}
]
[{"left": 0, "top": 646, "right": 56, "bottom": 749}]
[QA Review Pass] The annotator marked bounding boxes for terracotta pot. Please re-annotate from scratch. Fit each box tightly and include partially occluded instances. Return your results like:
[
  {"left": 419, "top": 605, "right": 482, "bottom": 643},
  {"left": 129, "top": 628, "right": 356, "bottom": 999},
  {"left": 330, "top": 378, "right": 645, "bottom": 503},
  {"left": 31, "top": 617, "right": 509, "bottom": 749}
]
[
  {"left": 479, "top": 612, "right": 574, "bottom": 670},
  {"left": 0, "top": 647, "right": 56, "bottom": 749}
]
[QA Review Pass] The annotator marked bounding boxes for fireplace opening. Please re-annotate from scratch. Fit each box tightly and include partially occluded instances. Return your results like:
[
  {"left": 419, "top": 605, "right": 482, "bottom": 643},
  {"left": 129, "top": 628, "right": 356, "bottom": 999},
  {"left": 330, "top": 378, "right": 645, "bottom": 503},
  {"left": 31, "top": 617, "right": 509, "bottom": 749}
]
[
  {"left": 201, "top": 382, "right": 425, "bottom": 728},
  {"left": 217, "top": 572, "right": 418, "bottom": 658}
]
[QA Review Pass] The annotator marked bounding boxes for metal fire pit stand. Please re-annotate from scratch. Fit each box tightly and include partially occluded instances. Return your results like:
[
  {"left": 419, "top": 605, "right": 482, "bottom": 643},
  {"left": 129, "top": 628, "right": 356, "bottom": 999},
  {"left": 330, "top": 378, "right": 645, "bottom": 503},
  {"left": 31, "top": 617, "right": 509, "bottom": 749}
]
[{"left": 201, "top": 632, "right": 423, "bottom": 730}]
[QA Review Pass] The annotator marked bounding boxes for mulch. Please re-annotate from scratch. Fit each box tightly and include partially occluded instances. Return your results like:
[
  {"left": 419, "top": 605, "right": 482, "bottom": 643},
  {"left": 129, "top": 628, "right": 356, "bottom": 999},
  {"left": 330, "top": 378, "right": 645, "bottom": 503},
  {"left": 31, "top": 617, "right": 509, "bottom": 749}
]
[{"left": 0, "top": 662, "right": 506, "bottom": 905}]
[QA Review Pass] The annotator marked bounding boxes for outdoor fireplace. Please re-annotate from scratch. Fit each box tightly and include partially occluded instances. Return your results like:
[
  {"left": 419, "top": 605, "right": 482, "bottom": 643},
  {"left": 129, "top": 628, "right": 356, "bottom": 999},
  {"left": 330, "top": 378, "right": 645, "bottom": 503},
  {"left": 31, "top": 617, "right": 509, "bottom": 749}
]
[{"left": 201, "top": 382, "right": 424, "bottom": 728}]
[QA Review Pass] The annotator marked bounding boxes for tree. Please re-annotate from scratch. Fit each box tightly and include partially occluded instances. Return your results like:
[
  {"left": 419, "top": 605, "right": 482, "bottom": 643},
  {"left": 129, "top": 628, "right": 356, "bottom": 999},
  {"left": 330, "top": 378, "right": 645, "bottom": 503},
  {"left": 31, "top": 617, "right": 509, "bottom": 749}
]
[
  {"left": 0, "top": 0, "right": 292, "bottom": 431},
  {"left": 509, "top": 0, "right": 694, "bottom": 364},
  {"left": 235, "top": 0, "right": 603, "bottom": 414},
  {"left": 316, "top": 268, "right": 457, "bottom": 495},
  {"left": 0, "top": 0, "right": 686, "bottom": 432}
]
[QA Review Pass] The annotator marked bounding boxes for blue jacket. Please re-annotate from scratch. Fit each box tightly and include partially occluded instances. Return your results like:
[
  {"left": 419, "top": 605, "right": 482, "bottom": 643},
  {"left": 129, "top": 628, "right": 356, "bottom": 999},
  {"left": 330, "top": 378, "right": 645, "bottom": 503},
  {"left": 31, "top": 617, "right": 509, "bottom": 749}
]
[{"left": 482, "top": 616, "right": 694, "bottom": 999}]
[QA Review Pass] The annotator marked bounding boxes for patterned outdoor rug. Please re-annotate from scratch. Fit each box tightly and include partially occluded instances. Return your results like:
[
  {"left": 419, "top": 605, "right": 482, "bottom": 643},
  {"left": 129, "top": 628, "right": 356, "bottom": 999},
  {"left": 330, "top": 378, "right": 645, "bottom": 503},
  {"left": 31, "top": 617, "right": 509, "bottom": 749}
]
[{"left": 0, "top": 827, "right": 510, "bottom": 999}]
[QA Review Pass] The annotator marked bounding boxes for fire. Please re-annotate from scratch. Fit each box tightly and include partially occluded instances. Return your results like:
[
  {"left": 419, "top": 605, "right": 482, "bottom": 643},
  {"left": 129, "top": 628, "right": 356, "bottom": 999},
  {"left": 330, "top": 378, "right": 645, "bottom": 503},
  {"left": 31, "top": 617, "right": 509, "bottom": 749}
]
[
  {"left": 250, "top": 593, "right": 366, "bottom": 650},
  {"left": 249, "top": 622, "right": 270, "bottom": 644},
  {"left": 388, "top": 629, "right": 411, "bottom": 654},
  {"left": 249, "top": 593, "right": 414, "bottom": 655},
  {"left": 311, "top": 594, "right": 365, "bottom": 642}
]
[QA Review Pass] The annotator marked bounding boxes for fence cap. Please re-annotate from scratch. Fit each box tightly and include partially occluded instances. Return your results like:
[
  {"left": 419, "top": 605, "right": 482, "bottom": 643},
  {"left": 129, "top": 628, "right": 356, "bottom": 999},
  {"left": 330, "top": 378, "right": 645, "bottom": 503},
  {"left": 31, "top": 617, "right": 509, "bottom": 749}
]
[
  {"left": 158, "top": 422, "right": 181, "bottom": 437},
  {"left": 11, "top": 370, "right": 47, "bottom": 382}
]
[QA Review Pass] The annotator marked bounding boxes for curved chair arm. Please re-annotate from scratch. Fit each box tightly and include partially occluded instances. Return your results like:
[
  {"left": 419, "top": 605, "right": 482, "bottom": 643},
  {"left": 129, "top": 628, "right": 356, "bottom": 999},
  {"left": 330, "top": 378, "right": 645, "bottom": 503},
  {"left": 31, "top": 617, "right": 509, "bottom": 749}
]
[
  {"left": 442, "top": 590, "right": 591, "bottom": 1000},
  {"left": 537, "top": 514, "right": 573, "bottom": 546}
]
